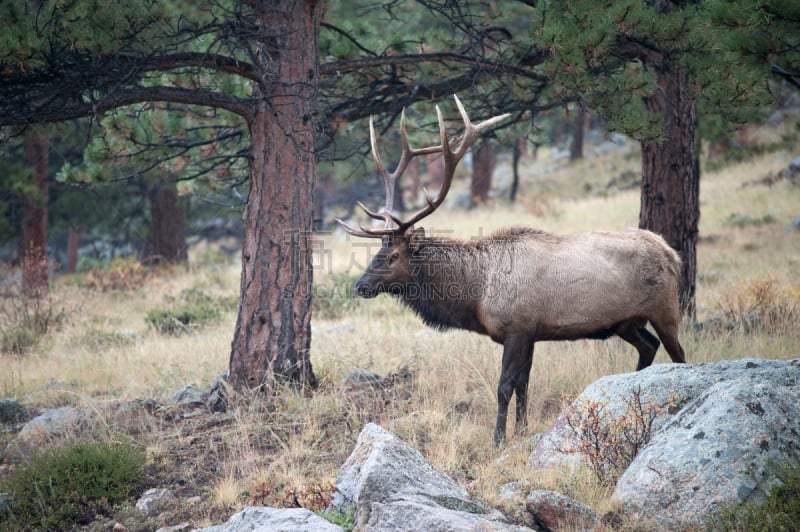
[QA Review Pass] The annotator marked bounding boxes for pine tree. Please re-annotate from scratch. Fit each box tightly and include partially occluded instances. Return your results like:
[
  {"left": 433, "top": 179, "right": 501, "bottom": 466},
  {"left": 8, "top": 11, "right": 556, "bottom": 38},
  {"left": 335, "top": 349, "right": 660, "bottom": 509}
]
[{"left": 527, "top": 0, "right": 779, "bottom": 318}]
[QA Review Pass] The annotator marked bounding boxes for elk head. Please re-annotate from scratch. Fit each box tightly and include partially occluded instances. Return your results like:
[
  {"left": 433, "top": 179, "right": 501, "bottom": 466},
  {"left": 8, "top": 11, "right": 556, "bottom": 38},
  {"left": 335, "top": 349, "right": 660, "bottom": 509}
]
[{"left": 336, "top": 95, "right": 510, "bottom": 298}]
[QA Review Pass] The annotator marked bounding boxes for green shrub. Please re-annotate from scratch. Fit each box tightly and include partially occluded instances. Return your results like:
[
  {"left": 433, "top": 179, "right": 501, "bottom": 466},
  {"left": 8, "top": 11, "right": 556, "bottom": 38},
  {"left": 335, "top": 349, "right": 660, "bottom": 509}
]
[
  {"left": 710, "top": 461, "right": 800, "bottom": 531},
  {"left": 312, "top": 272, "right": 360, "bottom": 320},
  {"left": 725, "top": 212, "right": 778, "bottom": 228},
  {"left": 0, "top": 291, "right": 69, "bottom": 355},
  {"left": 321, "top": 506, "right": 355, "bottom": 531},
  {"left": 146, "top": 287, "right": 236, "bottom": 334},
  {"left": 0, "top": 441, "right": 146, "bottom": 530},
  {"left": 0, "top": 326, "right": 39, "bottom": 355},
  {"left": 81, "top": 327, "right": 137, "bottom": 349}
]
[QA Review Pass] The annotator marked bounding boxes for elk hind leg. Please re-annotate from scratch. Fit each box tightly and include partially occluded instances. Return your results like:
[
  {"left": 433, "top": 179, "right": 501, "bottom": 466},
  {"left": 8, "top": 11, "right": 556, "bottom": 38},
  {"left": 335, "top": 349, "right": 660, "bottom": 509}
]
[
  {"left": 616, "top": 321, "right": 661, "bottom": 370},
  {"left": 652, "top": 320, "right": 687, "bottom": 364}
]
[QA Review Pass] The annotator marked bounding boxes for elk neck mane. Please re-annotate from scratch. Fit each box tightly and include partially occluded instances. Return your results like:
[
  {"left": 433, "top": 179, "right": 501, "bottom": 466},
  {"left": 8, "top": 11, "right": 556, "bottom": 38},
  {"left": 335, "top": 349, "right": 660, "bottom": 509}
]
[{"left": 397, "top": 226, "right": 545, "bottom": 334}]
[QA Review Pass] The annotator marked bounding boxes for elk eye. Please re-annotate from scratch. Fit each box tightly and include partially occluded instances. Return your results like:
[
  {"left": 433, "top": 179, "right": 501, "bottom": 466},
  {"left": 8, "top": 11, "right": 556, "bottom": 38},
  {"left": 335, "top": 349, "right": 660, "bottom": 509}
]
[{"left": 388, "top": 251, "right": 400, "bottom": 265}]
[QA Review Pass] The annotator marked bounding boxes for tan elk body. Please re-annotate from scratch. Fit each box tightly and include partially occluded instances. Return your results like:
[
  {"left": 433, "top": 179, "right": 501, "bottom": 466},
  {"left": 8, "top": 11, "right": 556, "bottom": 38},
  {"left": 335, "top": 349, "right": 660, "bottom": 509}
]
[{"left": 337, "top": 96, "right": 686, "bottom": 444}]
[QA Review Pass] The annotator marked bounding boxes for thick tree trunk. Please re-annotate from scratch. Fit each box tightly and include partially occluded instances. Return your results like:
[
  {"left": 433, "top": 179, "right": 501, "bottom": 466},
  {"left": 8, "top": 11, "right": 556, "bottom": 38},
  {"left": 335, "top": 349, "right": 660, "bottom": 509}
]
[
  {"left": 640, "top": 65, "right": 699, "bottom": 319},
  {"left": 569, "top": 106, "right": 585, "bottom": 161},
  {"left": 471, "top": 138, "right": 495, "bottom": 203},
  {"left": 22, "top": 132, "right": 49, "bottom": 296},
  {"left": 148, "top": 176, "right": 187, "bottom": 264},
  {"left": 65, "top": 228, "right": 80, "bottom": 274},
  {"left": 229, "top": 0, "right": 320, "bottom": 391}
]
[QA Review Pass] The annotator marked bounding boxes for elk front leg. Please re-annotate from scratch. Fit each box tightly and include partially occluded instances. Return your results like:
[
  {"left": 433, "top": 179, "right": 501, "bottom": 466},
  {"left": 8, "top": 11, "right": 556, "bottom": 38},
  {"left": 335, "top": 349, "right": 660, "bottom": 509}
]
[
  {"left": 513, "top": 341, "right": 535, "bottom": 435},
  {"left": 494, "top": 335, "right": 534, "bottom": 445}
]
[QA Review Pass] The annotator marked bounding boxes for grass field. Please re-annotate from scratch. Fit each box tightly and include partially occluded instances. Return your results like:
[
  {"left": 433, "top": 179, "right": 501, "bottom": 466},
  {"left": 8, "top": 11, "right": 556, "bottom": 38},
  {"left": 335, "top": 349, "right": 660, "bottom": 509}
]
[{"left": 1, "top": 135, "right": 799, "bottom": 529}]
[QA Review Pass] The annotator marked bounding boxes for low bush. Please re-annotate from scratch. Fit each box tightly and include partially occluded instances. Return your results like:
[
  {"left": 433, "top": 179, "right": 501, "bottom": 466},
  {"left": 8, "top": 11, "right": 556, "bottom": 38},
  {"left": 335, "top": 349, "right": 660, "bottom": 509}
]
[
  {"left": 710, "top": 461, "right": 800, "bottom": 531},
  {"left": 0, "top": 441, "right": 146, "bottom": 531},
  {"left": 77, "top": 258, "right": 152, "bottom": 292},
  {"left": 312, "top": 272, "right": 361, "bottom": 320},
  {"left": 714, "top": 275, "right": 800, "bottom": 333},
  {"left": 560, "top": 386, "right": 681, "bottom": 486},
  {"left": 0, "top": 326, "right": 39, "bottom": 355},
  {"left": 146, "top": 287, "right": 236, "bottom": 334},
  {"left": 0, "top": 290, "right": 69, "bottom": 355}
]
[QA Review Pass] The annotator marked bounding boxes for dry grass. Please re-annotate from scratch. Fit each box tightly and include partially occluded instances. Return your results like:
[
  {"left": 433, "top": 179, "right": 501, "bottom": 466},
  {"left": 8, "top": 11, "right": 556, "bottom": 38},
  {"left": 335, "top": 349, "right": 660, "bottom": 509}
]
[{"left": 1, "top": 140, "right": 799, "bottom": 529}]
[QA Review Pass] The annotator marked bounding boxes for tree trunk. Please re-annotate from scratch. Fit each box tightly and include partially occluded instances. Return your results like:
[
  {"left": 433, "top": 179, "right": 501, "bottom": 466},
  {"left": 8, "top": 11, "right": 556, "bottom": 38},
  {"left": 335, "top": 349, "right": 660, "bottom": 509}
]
[
  {"left": 510, "top": 140, "right": 521, "bottom": 202},
  {"left": 640, "top": 65, "right": 699, "bottom": 319},
  {"left": 229, "top": 0, "right": 320, "bottom": 391},
  {"left": 471, "top": 138, "right": 495, "bottom": 204},
  {"left": 22, "top": 131, "right": 49, "bottom": 296},
  {"left": 426, "top": 152, "right": 445, "bottom": 191},
  {"left": 65, "top": 228, "right": 80, "bottom": 273},
  {"left": 148, "top": 176, "right": 187, "bottom": 264},
  {"left": 569, "top": 106, "right": 585, "bottom": 161}
]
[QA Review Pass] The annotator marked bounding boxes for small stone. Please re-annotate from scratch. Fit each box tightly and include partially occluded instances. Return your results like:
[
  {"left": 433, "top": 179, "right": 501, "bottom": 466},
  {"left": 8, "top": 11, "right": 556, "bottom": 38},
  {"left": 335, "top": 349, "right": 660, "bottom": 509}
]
[
  {"left": 498, "top": 482, "right": 524, "bottom": 500},
  {"left": 0, "top": 492, "right": 11, "bottom": 513},
  {"left": 171, "top": 385, "right": 207, "bottom": 406},
  {"left": 526, "top": 490, "right": 598, "bottom": 531},
  {"left": 155, "top": 523, "right": 190, "bottom": 532},
  {"left": 343, "top": 369, "right": 381, "bottom": 388},
  {"left": 206, "top": 374, "right": 229, "bottom": 413},
  {"left": 136, "top": 488, "right": 175, "bottom": 515},
  {"left": 18, "top": 406, "right": 92, "bottom": 442}
]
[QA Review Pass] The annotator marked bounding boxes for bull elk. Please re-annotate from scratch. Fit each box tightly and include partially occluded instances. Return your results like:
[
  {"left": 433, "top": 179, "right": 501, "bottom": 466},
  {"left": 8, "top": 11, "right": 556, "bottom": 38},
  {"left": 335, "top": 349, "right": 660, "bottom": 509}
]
[{"left": 336, "top": 95, "right": 687, "bottom": 444}]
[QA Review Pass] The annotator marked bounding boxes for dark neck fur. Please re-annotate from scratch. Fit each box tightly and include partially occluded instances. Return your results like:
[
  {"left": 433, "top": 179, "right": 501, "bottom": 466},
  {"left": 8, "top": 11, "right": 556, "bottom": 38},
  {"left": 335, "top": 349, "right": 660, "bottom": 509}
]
[{"left": 395, "top": 238, "right": 487, "bottom": 335}]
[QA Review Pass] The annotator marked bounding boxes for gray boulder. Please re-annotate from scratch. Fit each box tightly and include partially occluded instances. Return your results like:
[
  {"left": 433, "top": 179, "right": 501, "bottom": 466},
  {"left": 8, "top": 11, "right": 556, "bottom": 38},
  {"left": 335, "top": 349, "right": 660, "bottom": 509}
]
[
  {"left": 614, "top": 373, "right": 800, "bottom": 528},
  {"left": 17, "top": 406, "right": 92, "bottom": 442},
  {"left": 206, "top": 373, "right": 229, "bottom": 413},
  {"left": 525, "top": 490, "right": 598, "bottom": 531},
  {"left": 529, "top": 358, "right": 798, "bottom": 470},
  {"left": 171, "top": 385, "right": 207, "bottom": 406},
  {"left": 196, "top": 507, "right": 342, "bottom": 532},
  {"left": 136, "top": 488, "right": 175, "bottom": 515},
  {"left": 334, "top": 423, "right": 531, "bottom": 531},
  {"left": 528, "top": 358, "right": 800, "bottom": 528}
]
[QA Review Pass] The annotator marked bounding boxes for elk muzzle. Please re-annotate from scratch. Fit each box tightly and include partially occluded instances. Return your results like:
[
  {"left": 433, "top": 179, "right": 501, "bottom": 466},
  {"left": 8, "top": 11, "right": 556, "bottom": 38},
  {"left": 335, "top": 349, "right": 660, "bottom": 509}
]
[{"left": 354, "top": 276, "right": 378, "bottom": 298}]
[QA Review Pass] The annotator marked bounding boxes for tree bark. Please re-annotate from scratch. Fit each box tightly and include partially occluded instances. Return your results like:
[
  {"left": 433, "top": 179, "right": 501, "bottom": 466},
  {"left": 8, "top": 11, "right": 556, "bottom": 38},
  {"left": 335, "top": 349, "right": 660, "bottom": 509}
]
[
  {"left": 22, "top": 131, "right": 49, "bottom": 296},
  {"left": 510, "top": 140, "right": 521, "bottom": 202},
  {"left": 640, "top": 64, "right": 699, "bottom": 319},
  {"left": 65, "top": 228, "right": 80, "bottom": 273},
  {"left": 426, "top": 152, "right": 445, "bottom": 191},
  {"left": 569, "top": 106, "right": 585, "bottom": 161},
  {"left": 471, "top": 138, "right": 495, "bottom": 204},
  {"left": 229, "top": 0, "right": 320, "bottom": 391},
  {"left": 147, "top": 176, "right": 187, "bottom": 264}
]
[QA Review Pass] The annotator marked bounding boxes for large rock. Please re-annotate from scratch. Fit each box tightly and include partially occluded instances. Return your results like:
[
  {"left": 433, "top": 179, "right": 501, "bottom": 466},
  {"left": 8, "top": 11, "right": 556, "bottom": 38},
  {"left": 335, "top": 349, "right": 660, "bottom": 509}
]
[
  {"left": 528, "top": 358, "right": 798, "bottom": 470},
  {"left": 196, "top": 507, "right": 342, "bottom": 532},
  {"left": 525, "top": 490, "right": 598, "bottom": 531},
  {"left": 528, "top": 358, "right": 800, "bottom": 528},
  {"left": 136, "top": 488, "right": 175, "bottom": 515},
  {"left": 17, "top": 406, "right": 92, "bottom": 442},
  {"left": 614, "top": 373, "right": 800, "bottom": 528},
  {"left": 334, "top": 423, "right": 531, "bottom": 531}
]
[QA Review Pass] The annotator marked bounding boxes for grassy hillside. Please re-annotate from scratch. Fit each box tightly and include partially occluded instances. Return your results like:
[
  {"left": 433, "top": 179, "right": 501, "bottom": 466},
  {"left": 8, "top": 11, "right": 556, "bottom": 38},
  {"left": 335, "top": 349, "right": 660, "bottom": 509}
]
[{"left": 1, "top": 133, "right": 798, "bottom": 529}]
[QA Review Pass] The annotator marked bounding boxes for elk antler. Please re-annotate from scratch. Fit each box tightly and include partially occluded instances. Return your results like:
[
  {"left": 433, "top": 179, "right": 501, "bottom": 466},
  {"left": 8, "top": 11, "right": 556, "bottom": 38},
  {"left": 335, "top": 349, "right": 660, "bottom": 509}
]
[{"left": 336, "top": 95, "right": 510, "bottom": 238}]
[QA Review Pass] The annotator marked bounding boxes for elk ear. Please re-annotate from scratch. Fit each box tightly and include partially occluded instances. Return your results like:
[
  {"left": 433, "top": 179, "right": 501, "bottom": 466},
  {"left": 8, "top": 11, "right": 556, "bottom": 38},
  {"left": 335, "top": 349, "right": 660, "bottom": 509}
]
[{"left": 406, "top": 227, "right": 426, "bottom": 250}]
